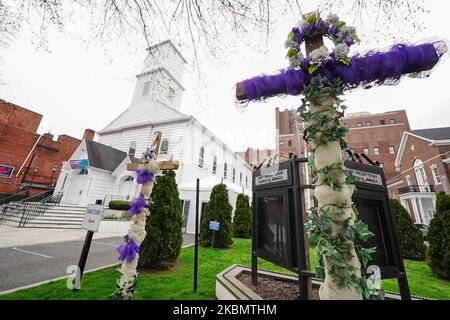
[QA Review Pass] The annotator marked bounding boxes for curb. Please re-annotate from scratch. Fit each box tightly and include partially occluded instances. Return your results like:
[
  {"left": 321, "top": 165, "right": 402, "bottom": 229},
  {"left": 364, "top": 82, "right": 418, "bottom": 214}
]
[{"left": 0, "top": 262, "right": 121, "bottom": 296}]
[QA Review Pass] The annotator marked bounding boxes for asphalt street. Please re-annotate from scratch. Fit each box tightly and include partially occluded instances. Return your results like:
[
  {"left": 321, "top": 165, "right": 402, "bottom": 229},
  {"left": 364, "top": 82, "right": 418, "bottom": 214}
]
[{"left": 0, "top": 233, "right": 195, "bottom": 293}]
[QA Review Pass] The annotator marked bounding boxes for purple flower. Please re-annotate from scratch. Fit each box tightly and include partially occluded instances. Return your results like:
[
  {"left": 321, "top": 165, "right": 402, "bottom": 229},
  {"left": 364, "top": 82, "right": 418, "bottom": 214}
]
[
  {"left": 301, "top": 56, "right": 312, "bottom": 67},
  {"left": 316, "top": 19, "right": 325, "bottom": 33},
  {"left": 128, "top": 194, "right": 147, "bottom": 216},
  {"left": 117, "top": 236, "right": 140, "bottom": 262},
  {"left": 328, "top": 24, "right": 338, "bottom": 36},
  {"left": 292, "top": 27, "right": 299, "bottom": 33},
  {"left": 302, "top": 22, "right": 312, "bottom": 34},
  {"left": 143, "top": 149, "right": 157, "bottom": 159},
  {"left": 345, "top": 37, "right": 355, "bottom": 46},
  {"left": 134, "top": 169, "right": 155, "bottom": 184}
]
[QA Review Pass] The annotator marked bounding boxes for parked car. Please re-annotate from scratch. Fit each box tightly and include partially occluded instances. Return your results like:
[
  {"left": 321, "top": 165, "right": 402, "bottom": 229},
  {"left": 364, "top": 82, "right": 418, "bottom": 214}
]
[{"left": 415, "top": 223, "right": 429, "bottom": 240}]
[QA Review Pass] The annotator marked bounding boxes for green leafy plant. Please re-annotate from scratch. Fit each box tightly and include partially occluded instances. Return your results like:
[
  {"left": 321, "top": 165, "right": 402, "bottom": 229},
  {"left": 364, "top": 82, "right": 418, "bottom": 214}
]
[
  {"left": 138, "top": 170, "right": 183, "bottom": 270},
  {"left": 200, "top": 184, "right": 233, "bottom": 248},
  {"left": 389, "top": 199, "right": 425, "bottom": 260},
  {"left": 108, "top": 200, "right": 130, "bottom": 211},
  {"left": 427, "top": 192, "right": 450, "bottom": 279},
  {"left": 233, "top": 194, "right": 252, "bottom": 238}
]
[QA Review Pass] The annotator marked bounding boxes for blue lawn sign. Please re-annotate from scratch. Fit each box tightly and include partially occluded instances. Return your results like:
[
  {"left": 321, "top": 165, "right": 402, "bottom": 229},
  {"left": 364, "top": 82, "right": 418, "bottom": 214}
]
[
  {"left": 0, "top": 164, "right": 14, "bottom": 178},
  {"left": 70, "top": 159, "right": 90, "bottom": 170},
  {"left": 209, "top": 221, "right": 220, "bottom": 231}
]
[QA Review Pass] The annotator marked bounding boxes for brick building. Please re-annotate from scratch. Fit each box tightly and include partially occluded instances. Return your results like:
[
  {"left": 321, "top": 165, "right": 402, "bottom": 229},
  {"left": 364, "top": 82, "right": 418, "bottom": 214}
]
[
  {"left": 0, "top": 99, "right": 93, "bottom": 196},
  {"left": 387, "top": 127, "right": 450, "bottom": 225},
  {"left": 274, "top": 108, "right": 409, "bottom": 180},
  {"left": 343, "top": 110, "right": 410, "bottom": 180},
  {"left": 275, "top": 107, "right": 306, "bottom": 157},
  {"left": 238, "top": 148, "right": 276, "bottom": 168}
]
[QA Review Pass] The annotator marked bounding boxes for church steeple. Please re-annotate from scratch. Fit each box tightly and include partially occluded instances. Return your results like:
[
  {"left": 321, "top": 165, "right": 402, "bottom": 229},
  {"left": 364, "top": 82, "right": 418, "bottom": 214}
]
[{"left": 131, "top": 40, "right": 187, "bottom": 111}]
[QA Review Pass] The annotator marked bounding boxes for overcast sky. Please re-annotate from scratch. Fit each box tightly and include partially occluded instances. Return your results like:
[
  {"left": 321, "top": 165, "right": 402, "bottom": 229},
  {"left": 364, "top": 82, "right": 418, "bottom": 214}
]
[{"left": 1, "top": 0, "right": 449, "bottom": 152}]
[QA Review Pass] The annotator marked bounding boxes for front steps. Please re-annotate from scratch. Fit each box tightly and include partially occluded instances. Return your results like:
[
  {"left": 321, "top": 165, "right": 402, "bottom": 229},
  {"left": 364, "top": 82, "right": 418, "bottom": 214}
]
[{"left": 1, "top": 204, "right": 87, "bottom": 229}]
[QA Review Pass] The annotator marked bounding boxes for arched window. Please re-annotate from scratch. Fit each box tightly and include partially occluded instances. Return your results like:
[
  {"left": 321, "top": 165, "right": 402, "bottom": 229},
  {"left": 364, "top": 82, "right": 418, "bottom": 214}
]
[
  {"left": 160, "top": 139, "right": 169, "bottom": 155},
  {"left": 232, "top": 168, "right": 236, "bottom": 183},
  {"left": 198, "top": 147, "right": 204, "bottom": 168},
  {"left": 212, "top": 156, "right": 217, "bottom": 174},
  {"left": 240, "top": 172, "right": 242, "bottom": 184},
  {"left": 245, "top": 176, "right": 248, "bottom": 187},
  {"left": 124, "top": 176, "right": 134, "bottom": 182},
  {"left": 414, "top": 159, "right": 430, "bottom": 191},
  {"left": 223, "top": 163, "right": 227, "bottom": 179}
]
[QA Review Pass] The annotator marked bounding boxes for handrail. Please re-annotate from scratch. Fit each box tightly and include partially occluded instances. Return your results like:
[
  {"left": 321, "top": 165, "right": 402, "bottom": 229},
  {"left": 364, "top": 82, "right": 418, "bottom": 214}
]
[
  {"left": 0, "top": 192, "right": 65, "bottom": 227},
  {"left": 398, "top": 185, "right": 435, "bottom": 194},
  {"left": 0, "top": 189, "right": 29, "bottom": 205}
]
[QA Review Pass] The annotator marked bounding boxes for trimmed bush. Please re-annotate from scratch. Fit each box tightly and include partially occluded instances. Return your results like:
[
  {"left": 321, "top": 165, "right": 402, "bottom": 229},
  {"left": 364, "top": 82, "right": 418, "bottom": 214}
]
[
  {"left": 108, "top": 200, "right": 130, "bottom": 211},
  {"left": 427, "top": 192, "right": 450, "bottom": 279},
  {"left": 200, "top": 184, "right": 233, "bottom": 248},
  {"left": 138, "top": 170, "right": 183, "bottom": 270},
  {"left": 233, "top": 194, "right": 252, "bottom": 238},
  {"left": 389, "top": 199, "right": 425, "bottom": 260}
]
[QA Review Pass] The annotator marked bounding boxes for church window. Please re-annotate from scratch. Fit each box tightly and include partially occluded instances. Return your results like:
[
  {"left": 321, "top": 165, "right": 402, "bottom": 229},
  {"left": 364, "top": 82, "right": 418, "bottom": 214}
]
[
  {"left": 246, "top": 176, "right": 248, "bottom": 187},
  {"left": 232, "top": 168, "right": 236, "bottom": 183},
  {"left": 240, "top": 172, "right": 242, "bottom": 184},
  {"left": 212, "top": 156, "right": 217, "bottom": 174},
  {"left": 160, "top": 139, "right": 169, "bottom": 155},
  {"left": 142, "top": 81, "right": 151, "bottom": 96},
  {"left": 224, "top": 163, "right": 227, "bottom": 179},
  {"left": 124, "top": 176, "right": 134, "bottom": 182},
  {"left": 198, "top": 147, "right": 204, "bottom": 168}
]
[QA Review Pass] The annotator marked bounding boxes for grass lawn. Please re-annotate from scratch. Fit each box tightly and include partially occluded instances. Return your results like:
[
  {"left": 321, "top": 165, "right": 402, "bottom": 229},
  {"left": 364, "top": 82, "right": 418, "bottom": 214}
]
[{"left": 1, "top": 238, "right": 449, "bottom": 300}]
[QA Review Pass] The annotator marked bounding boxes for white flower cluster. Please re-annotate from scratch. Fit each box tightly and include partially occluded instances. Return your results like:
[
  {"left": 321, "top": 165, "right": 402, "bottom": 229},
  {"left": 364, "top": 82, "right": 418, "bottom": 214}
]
[
  {"left": 327, "top": 13, "right": 339, "bottom": 24},
  {"left": 310, "top": 46, "right": 329, "bottom": 65},
  {"left": 337, "top": 26, "right": 357, "bottom": 42},
  {"left": 334, "top": 43, "right": 350, "bottom": 60}
]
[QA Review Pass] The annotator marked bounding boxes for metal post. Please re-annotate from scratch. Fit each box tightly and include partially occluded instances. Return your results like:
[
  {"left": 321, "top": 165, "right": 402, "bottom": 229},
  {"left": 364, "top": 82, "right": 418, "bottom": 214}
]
[
  {"left": 251, "top": 193, "right": 258, "bottom": 285},
  {"left": 193, "top": 178, "right": 200, "bottom": 293},
  {"left": 73, "top": 199, "right": 102, "bottom": 291},
  {"left": 293, "top": 159, "right": 312, "bottom": 300}
]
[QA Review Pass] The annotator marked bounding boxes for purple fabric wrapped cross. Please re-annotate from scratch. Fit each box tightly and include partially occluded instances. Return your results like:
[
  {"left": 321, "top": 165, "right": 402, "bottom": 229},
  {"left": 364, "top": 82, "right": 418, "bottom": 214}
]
[
  {"left": 117, "top": 236, "right": 140, "bottom": 262},
  {"left": 128, "top": 194, "right": 147, "bottom": 216},
  {"left": 134, "top": 168, "right": 155, "bottom": 184},
  {"left": 240, "top": 40, "right": 448, "bottom": 101}
]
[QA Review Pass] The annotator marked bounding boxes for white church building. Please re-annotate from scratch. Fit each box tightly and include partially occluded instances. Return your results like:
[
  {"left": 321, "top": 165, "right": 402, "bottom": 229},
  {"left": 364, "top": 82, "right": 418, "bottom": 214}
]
[{"left": 53, "top": 40, "right": 252, "bottom": 234}]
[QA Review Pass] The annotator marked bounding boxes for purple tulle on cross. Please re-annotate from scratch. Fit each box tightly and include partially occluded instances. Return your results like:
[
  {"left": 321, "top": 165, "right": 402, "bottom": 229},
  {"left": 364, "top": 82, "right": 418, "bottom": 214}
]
[
  {"left": 134, "top": 169, "right": 155, "bottom": 184},
  {"left": 128, "top": 194, "right": 147, "bottom": 216},
  {"left": 117, "top": 236, "right": 140, "bottom": 262},
  {"left": 240, "top": 41, "right": 448, "bottom": 101}
]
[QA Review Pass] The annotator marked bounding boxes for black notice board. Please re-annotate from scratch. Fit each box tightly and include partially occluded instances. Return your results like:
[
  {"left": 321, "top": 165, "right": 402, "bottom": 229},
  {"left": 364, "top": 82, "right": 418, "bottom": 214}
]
[{"left": 345, "top": 160, "right": 409, "bottom": 283}]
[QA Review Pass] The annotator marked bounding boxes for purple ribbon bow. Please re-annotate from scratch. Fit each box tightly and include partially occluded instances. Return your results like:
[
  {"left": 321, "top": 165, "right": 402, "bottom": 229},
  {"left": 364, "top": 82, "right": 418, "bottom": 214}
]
[
  {"left": 117, "top": 236, "right": 140, "bottom": 262},
  {"left": 134, "top": 169, "right": 155, "bottom": 184},
  {"left": 128, "top": 194, "right": 147, "bottom": 216}
]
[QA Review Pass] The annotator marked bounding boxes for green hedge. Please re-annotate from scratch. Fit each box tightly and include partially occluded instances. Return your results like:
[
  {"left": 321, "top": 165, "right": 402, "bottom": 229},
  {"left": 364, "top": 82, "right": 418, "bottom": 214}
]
[
  {"left": 389, "top": 199, "right": 425, "bottom": 260},
  {"left": 108, "top": 200, "right": 130, "bottom": 211},
  {"left": 427, "top": 192, "right": 450, "bottom": 280}
]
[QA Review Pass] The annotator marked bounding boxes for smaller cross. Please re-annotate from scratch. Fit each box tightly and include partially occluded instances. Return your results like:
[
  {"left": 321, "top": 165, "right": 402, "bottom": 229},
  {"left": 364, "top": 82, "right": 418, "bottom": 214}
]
[{"left": 126, "top": 131, "right": 180, "bottom": 171}]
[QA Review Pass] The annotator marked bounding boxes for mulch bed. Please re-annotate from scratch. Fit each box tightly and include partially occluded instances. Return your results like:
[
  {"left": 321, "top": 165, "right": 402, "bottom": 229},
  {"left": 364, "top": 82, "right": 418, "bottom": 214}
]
[{"left": 237, "top": 272, "right": 320, "bottom": 300}]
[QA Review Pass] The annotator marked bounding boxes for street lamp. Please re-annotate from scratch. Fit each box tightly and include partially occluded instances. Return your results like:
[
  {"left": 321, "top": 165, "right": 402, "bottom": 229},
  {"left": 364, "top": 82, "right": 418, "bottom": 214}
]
[
  {"left": 49, "top": 165, "right": 58, "bottom": 190},
  {"left": 28, "top": 167, "right": 38, "bottom": 196}
]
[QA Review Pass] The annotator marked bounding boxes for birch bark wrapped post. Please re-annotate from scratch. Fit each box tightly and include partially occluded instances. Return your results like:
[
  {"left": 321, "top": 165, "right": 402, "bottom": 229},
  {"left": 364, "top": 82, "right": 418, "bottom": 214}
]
[
  {"left": 113, "top": 154, "right": 160, "bottom": 300},
  {"left": 309, "top": 92, "right": 361, "bottom": 300}
]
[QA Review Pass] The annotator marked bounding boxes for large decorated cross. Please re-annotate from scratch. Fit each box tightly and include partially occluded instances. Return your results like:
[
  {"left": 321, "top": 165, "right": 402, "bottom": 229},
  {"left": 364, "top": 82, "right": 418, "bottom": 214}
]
[
  {"left": 236, "top": 12, "right": 448, "bottom": 300},
  {"left": 113, "top": 131, "right": 179, "bottom": 300}
]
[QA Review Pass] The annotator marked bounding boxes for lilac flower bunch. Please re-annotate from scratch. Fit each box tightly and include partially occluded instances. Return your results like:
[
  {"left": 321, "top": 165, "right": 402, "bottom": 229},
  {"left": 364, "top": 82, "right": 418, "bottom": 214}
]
[{"left": 285, "top": 12, "right": 360, "bottom": 72}]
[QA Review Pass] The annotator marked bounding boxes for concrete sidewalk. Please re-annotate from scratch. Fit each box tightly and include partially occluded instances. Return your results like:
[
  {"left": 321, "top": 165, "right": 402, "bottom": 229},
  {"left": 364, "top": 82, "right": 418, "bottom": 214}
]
[{"left": 0, "top": 221, "right": 130, "bottom": 248}]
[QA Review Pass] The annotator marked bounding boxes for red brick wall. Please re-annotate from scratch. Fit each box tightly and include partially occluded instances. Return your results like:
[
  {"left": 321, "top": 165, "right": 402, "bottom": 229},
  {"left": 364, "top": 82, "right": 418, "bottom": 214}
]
[
  {"left": 0, "top": 99, "right": 83, "bottom": 195},
  {"left": 0, "top": 100, "right": 42, "bottom": 193}
]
